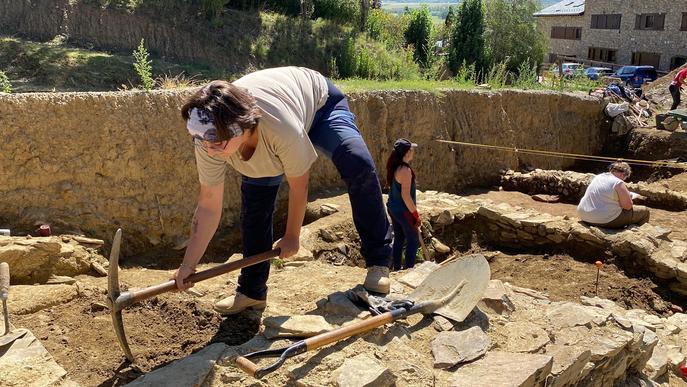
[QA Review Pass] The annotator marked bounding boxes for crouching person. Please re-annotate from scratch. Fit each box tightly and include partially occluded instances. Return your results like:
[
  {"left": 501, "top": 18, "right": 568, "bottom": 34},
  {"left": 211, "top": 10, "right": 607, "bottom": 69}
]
[{"left": 577, "top": 162, "right": 650, "bottom": 228}]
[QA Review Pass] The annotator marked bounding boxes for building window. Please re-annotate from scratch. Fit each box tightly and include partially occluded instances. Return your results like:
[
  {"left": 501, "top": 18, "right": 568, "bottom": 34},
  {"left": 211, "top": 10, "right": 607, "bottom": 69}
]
[
  {"left": 632, "top": 52, "right": 661, "bottom": 68},
  {"left": 588, "top": 47, "right": 617, "bottom": 63},
  {"left": 672, "top": 57, "right": 687, "bottom": 70},
  {"left": 682, "top": 13, "right": 687, "bottom": 31},
  {"left": 591, "top": 14, "right": 622, "bottom": 30},
  {"left": 551, "top": 26, "right": 582, "bottom": 40},
  {"left": 635, "top": 13, "right": 665, "bottom": 31}
]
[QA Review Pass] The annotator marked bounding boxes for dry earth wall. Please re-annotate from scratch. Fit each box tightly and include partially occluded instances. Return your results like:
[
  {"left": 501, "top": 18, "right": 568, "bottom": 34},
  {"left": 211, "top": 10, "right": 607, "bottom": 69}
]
[{"left": 0, "top": 89, "right": 605, "bottom": 253}]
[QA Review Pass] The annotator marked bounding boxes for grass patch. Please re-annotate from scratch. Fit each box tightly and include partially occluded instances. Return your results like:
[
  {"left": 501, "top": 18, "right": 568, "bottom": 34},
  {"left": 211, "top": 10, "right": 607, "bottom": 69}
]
[
  {"left": 335, "top": 78, "right": 477, "bottom": 93},
  {"left": 0, "top": 36, "right": 225, "bottom": 92}
]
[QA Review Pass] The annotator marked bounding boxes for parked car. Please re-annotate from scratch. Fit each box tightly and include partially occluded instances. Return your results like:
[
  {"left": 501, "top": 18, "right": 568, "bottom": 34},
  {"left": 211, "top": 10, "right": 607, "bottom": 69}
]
[
  {"left": 584, "top": 67, "right": 613, "bottom": 80},
  {"left": 613, "top": 66, "right": 658, "bottom": 88},
  {"left": 550, "top": 62, "right": 585, "bottom": 78}
]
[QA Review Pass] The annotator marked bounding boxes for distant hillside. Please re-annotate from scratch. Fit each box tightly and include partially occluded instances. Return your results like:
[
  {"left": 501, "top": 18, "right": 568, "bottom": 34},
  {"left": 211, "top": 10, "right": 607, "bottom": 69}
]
[{"left": 383, "top": 0, "right": 561, "bottom": 13}]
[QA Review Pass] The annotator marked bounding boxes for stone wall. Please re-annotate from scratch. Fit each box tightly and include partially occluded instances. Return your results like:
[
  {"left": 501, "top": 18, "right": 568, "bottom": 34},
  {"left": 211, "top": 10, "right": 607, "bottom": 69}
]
[
  {"left": 0, "top": 89, "right": 605, "bottom": 253},
  {"left": 501, "top": 169, "right": 687, "bottom": 210},
  {"left": 411, "top": 191, "right": 687, "bottom": 299},
  {"left": 536, "top": 0, "right": 687, "bottom": 71}
]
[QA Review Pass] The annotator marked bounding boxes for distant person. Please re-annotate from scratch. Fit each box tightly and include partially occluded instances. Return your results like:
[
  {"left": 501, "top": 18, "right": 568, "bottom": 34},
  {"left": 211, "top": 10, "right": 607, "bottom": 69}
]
[
  {"left": 173, "top": 67, "right": 393, "bottom": 315},
  {"left": 669, "top": 67, "right": 687, "bottom": 111},
  {"left": 577, "top": 162, "right": 649, "bottom": 228},
  {"left": 385, "top": 138, "right": 420, "bottom": 270}
]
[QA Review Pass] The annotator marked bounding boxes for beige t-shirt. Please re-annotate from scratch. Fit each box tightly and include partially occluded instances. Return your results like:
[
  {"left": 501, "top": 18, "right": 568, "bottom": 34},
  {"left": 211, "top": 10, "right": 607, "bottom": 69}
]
[{"left": 195, "top": 67, "right": 329, "bottom": 186}]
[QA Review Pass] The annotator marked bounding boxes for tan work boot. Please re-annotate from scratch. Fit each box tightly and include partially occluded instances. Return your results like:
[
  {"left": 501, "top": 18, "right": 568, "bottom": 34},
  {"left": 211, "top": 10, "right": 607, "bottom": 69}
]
[
  {"left": 213, "top": 292, "right": 266, "bottom": 316},
  {"left": 364, "top": 266, "right": 390, "bottom": 294}
]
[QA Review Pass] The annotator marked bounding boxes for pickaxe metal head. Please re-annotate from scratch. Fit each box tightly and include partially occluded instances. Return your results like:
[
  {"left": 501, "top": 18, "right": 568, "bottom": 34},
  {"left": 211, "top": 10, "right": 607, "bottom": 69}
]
[
  {"left": 107, "top": 228, "right": 135, "bottom": 362},
  {"left": 105, "top": 227, "right": 279, "bottom": 362}
]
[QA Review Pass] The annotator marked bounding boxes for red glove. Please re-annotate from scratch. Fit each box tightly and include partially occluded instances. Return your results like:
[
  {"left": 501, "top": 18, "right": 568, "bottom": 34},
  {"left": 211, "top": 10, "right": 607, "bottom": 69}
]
[{"left": 411, "top": 210, "right": 421, "bottom": 228}]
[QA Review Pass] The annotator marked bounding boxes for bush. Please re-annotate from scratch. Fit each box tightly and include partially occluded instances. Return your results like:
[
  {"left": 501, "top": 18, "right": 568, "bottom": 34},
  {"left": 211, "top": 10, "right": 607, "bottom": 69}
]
[
  {"left": 335, "top": 35, "right": 420, "bottom": 80},
  {"left": 512, "top": 60, "right": 541, "bottom": 89},
  {"left": 133, "top": 39, "right": 154, "bottom": 90},
  {"left": 366, "top": 9, "right": 409, "bottom": 49},
  {"left": 313, "top": 0, "right": 360, "bottom": 23},
  {"left": 0, "top": 70, "right": 11, "bottom": 93},
  {"left": 337, "top": 37, "right": 358, "bottom": 78}
]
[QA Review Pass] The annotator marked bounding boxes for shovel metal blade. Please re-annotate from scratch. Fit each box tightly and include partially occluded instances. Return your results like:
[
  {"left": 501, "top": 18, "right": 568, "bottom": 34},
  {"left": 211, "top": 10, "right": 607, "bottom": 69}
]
[{"left": 409, "top": 254, "right": 490, "bottom": 323}]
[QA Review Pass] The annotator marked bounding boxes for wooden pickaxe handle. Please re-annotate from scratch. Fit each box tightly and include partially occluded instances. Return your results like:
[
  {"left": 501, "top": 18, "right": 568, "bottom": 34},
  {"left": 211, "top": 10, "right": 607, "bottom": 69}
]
[{"left": 114, "top": 248, "right": 281, "bottom": 311}]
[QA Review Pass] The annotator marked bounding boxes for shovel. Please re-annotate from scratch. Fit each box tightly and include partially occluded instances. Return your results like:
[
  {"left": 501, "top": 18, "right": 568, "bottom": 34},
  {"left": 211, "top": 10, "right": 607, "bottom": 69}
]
[{"left": 234, "top": 253, "right": 490, "bottom": 379}]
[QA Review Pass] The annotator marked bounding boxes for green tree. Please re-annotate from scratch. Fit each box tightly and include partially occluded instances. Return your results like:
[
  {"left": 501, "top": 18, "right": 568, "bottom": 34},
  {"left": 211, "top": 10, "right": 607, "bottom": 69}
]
[
  {"left": 133, "top": 39, "right": 154, "bottom": 91},
  {"left": 448, "top": 0, "right": 486, "bottom": 75},
  {"left": 445, "top": 5, "right": 456, "bottom": 29},
  {"left": 404, "top": 5, "right": 434, "bottom": 69},
  {"left": 484, "top": 0, "right": 547, "bottom": 73}
]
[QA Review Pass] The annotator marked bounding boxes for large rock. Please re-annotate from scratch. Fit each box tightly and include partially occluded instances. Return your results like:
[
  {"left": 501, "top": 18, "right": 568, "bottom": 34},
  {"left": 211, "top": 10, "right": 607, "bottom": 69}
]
[
  {"left": 0, "top": 236, "right": 104, "bottom": 283},
  {"left": 263, "top": 315, "right": 334, "bottom": 339},
  {"left": 644, "top": 342, "right": 668, "bottom": 380},
  {"left": 7, "top": 284, "right": 79, "bottom": 315},
  {"left": 545, "top": 344, "right": 592, "bottom": 387},
  {"left": 431, "top": 326, "right": 490, "bottom": 369},
  {"left": 478, "top": 280, "right": 515, "bottom": 315},
  {"left": 451, "top": 351, "right": 553, "bottom": 387},
  {"left": 333, "top": 354, "right": 395, "bottom": 387},
  {"left": 502, "top": 322, "right": 550, "bottom": 353},
  {"left": 546, "top": 302, "right": 598, "bottom": 329},
  {"left": 0, "top": 328, "right": 77, "bottom": 387},
  {"left": 126, "top": 343, "right": 227, "bottom": 386}
]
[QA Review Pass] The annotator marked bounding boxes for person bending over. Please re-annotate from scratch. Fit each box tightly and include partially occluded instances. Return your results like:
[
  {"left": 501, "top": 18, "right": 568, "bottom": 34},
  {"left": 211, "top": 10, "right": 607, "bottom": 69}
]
[{"left": 173, "top": 67, "right": 393, "bottom": 315}]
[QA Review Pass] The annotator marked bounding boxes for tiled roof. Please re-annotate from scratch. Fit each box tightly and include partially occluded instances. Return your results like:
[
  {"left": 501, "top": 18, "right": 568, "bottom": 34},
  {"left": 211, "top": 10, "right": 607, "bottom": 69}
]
[{"left": 534, "top": 0, "right": 585, "bottom": 16}]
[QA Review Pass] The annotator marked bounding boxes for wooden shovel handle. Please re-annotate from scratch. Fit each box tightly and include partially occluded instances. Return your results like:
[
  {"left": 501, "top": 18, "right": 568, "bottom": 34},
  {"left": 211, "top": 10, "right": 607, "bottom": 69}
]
[
  {"left": 303, "top": 312, "right": 394, "bottom": 351},
  {"left": 235, "top": 356, "right": 259, "bottom": 377}
]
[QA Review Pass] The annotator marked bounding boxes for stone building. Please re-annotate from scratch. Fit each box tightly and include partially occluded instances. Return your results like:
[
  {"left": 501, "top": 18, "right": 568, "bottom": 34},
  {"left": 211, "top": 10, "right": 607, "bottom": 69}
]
[{"left": 535, "top": 0, "right": 687, "bottom": 71}]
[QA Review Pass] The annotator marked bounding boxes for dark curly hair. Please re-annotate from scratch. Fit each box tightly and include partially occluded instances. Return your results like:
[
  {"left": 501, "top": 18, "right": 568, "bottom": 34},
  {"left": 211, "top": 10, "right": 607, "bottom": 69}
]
[{"left": 181, "top": 80, "right": 262, "bottom": 141}]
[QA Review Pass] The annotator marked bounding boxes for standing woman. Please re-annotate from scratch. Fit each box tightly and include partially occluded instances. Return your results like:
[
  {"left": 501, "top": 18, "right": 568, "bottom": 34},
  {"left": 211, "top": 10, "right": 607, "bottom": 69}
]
[{"left": 386, "top": 138, "right": 420, "bottom": 271}]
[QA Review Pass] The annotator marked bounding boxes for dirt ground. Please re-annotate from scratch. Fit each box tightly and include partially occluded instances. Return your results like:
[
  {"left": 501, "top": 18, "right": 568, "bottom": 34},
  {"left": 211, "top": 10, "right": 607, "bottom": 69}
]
[
  {"left": 11, "top": 251, "right": 682, "bottom": 386},
  {"left": 9, "top": 175, "right": 687, "bottom": 386},
  {"left": 489, "top": 251, "right": 675, "bottom": 315}
]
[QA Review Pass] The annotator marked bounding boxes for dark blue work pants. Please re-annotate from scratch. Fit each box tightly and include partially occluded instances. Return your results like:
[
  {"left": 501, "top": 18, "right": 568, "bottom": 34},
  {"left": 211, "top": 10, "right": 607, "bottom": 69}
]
[{"left": 237, "top": 81, "right": 392, "bottom": 300}]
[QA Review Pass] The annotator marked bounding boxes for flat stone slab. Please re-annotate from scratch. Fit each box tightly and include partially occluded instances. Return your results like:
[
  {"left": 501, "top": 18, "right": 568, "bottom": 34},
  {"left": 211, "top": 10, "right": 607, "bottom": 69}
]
[
  {"left": 126, "top": 343, "right": 227, "bottom": 386},
  {"left": 263, "top": 315, "right": 334, "bottom": 339},
  {"left": 451, "top": 351, "right": 553, "bottom": 387},
  {"left": 333, "top": 354, "right": 395, "bottom": 387},
  {"left": 432, "top": 326, "right": 490, "bottom": 368},
  {"left": 8, "top": 284, "right": 79, "bottom": 315},
  {"left": 546, "top": 302, "right": 596, "bottom": 329},
  {"left": 397, "top": 261, "right": 440, "bottom": 288},
  {"left": 502, "top": 322, "right": 550, "bottom": 353},
  {"left": 0, "top": 328, "right": 77, "bottom": 387}
]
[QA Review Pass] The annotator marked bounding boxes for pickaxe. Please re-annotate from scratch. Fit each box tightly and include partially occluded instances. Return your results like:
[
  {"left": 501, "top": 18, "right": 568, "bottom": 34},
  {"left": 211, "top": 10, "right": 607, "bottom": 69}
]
[{"left": 107, "top": 228, "right": 280, "bottom": 362}]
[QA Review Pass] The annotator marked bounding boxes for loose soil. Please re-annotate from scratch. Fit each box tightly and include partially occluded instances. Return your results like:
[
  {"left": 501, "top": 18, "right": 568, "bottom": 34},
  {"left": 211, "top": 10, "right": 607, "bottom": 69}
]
[{"left": 489, "top": 252, "right": 674, "bottom": 315}]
